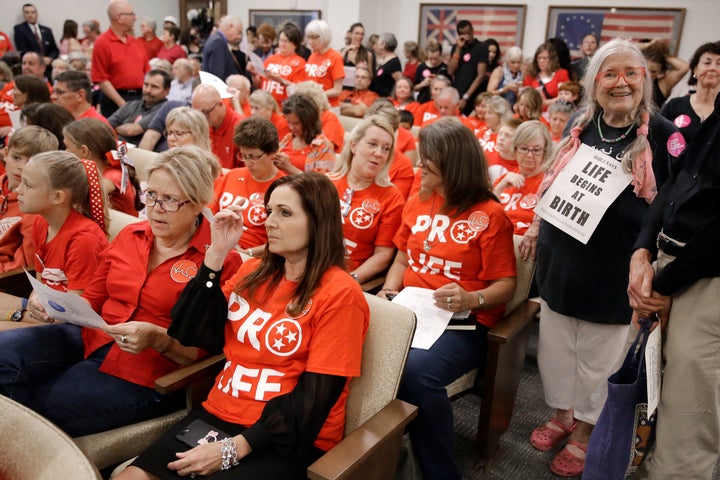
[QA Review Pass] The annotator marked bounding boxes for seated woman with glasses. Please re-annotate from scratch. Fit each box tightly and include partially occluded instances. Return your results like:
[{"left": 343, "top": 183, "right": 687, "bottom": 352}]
[
  {"left": 210, "top": 117, "right": 286, "bottom": 259},
  {"left": 0, "top": 146, "right": 242, "bottom": 437},
  {"left": 327, "top": 115, "right": 404, "bottom": 284},
  {"left": 273, "top": 93, "right": 336, "bottom": 175},
  {"left": 492, "top": 120, "right": 552, "bottom": 235}
]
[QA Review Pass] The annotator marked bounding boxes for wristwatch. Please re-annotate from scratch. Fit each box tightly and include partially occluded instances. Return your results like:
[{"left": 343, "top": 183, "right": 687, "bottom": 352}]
[
  {"left": 477, "top": 292, "right": 485, "bottom": 308},
  {"left": 462, "top": 93, "right": 470, "bottom": 100},
  {"left": 10, "top": 297, "right": 28, "bottom": 322},
  {"left": 350, "top": 273, "right": 359, "bottom": 282}
]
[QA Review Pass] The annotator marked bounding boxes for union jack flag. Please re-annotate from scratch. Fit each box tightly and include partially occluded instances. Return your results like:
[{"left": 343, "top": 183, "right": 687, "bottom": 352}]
[{"left": 420, "top": 7, "right": 524, "bottom": 54}]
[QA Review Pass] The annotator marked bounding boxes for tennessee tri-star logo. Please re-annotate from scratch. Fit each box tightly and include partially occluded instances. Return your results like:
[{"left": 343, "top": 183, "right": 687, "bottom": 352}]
[{"left": 265, "top": 319, "right": 302, "bottom": 356}]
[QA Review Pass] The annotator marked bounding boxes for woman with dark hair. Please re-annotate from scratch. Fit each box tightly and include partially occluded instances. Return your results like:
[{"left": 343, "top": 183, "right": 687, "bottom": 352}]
[
  {"left": 521, "top": 39, "right": 679, "bottom": 477},
  {"left": 11, "top": 74, "right": 51, "bottom": 109},
  {"left": 379, "top": 117, "right": 517, "bottom": 479},
  {"left": 480, "top": 38, "right": 502, "bottom": 93},
  {"left": 21, "top": 103, "right": 75, "bottom": 149},
  {"left": 256, "top": 23, "right": 306, "bottom": 105},
  {"left": 641, "top": 39, "right": 690, "bottom": 108},
  {"left": 64, "top": 118, "right": 142, "bottom": 216},
  {"left": 116, "top": 172, "right": 369, "bottom": 480},
  {"left": 273, "top": 93, "right": 336, "bottom": 175},
  {"left": 523, "top": 42, "right": 570, "bottom": 110},
  {"left": 60, "top": 19, "right": 82, "bottom": 56},
  {"left": 371, "top": 33, "right": 403, "bottom": 97},
  {"left": 341, "top": 22, "right": 376, "bottom": 72},
  {"left": 661, "top": 41, "right": 720, "bottom": 144}
]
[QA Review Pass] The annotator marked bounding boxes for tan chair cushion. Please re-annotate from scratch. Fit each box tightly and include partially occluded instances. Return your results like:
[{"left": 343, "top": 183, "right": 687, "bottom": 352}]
[
  {"left": 344, "top": 294, "right": 416, "bottom": 435},
  {"left": 0, "top": 395, "right": 101, "bottom": 479},
  {"left": 108, "top": 208, "right": 143, "bottom": 240},
  {"left": 74, "top": 410, "right": 187, "bottom": 470}
]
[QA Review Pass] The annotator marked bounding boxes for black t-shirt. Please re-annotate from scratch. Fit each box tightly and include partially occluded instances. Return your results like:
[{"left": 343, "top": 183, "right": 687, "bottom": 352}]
[
  {"left": 661, "top": 95, "right": 700, "bottom": 145},
  {"left": 414, "top": 62, "right": 449, "bottom": 104},
  {"left": 450, "top": 38, "right": 488, "bottom": 96},
  {"left": 371, "top": 56, "right": 401, "bottom": 97},
  {"left": 536, "top": 112, "right": 678, "bottom": 324}
]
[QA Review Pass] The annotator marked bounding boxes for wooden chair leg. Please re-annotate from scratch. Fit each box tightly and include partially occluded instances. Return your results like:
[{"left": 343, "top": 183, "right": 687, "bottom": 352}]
[{"left": 475, "top": 320, "right": 533, "bottom": 464}]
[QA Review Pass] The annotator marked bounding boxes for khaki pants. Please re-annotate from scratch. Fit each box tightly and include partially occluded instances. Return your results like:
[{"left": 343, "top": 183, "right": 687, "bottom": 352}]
[
  {"left": 538, "top": 300, "right": 631, "bottom": 424},
  {"left": 638, "top": 251, "right": 720, "bottom": 479}
]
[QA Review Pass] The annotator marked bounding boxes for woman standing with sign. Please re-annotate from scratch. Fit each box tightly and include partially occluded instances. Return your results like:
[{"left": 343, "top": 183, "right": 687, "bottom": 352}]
[{"left": 520, "top": 39, "right": 680, "bottom": 478}]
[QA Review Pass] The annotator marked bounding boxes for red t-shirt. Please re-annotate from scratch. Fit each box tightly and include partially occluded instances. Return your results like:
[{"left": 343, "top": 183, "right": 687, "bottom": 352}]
[
  {"left": 464, "top": 116, "right": 486, "bottom": 138},
  {"left": 522, "top": 68, "right": 570, "bottom": 101},
  {"left": 103, "top": 167, "right": 137, "bottom": 216},
  {"left": 414, "top": 102, "right": 439, "bottom": 126},
  {"left": 78, "top": 106, "right": 111, "bottom": 126},
  {"left": 0, "top": 175, "right": 37, "bottom": 272},
  {"left": 0, "top": 82, "right": 18, "bottom": 129},
  {"left": 210, "top": 107, "right": 243, "bottom": 169},
  {"left": 392, "top": 99, "right": 421, "bottom": 117},
  {"left": 210, "top": 167, "right": 286, "bottom": 249},
  {"left": 395, "top": 127, "right": 417, "bottom": 155},
  {"left": 331, "top": 176, "right": 404, "bottom": 271},
  {"left": 393, "top": 192, "right": 516, "bottom": 328},
  {"left": 493, "top": 170, "right": 543, "bottom": 235},
  {"left": 478, "top": 129, "right": 499, "bottom": 155},
  {"left": 270, "top": 112, "right": 291, "bottom": 140},
  {"left": 204, "top": 260, "right": 369, "bottom": 452},
  {"left": 338, "top": 89, "right": 379, "bottom": 108},
  {"left": 306, "top": 49, "right": 345, "bottom": 107},
  {"left": 388, "top": 150, "right": 415, "bottom": 200},
  {"left": 82, "top": 219, "right": 242, "bottom": 387},
  {"left": 33, "top": 210, "right": 108, "bottom": 292},
  {"left": 321, "top": 109, "right": 344, "bottom": 153},
  {"left": 262, "top": 53, "right": 307, "bottom": 105},
  {"left": 156, "top": 44, "right": 187, "bottom": 64},
  {"left": 279, "top": 133, "right": 336, "bottom": 173},
  {"left": 0, "top": 31, "right": 13, "bottom": 55},
  {"left": 485, "top": 150, "right": 518, "bottom": 183},
  {"left": 92, "top": 29, "right": 149, "bottom": 89},
  {"left": 139, "top": 35, "right": 163, "bottom": 60}
]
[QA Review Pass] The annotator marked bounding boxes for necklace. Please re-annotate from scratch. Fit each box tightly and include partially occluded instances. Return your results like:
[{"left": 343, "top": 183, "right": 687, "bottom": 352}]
[
  {"left": 422, "top": 195, "right": 438, "bottom": 252},
  {"left": 597, "top": 112, "right": 636, "bottom": 144}
]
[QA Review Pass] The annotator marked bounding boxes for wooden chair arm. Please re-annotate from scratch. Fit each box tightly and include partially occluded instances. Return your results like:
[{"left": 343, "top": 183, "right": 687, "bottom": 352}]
[
  {"left": 0, "top": 267, "right": 35, "bottom": 297},
  {"left": 360, "top": 275, "right": 386, "bottom": 294},
  {"left": 487, "top": 299, "right": 540, "bottom": 344},
  {"left": 154, "top": 354, "right": 225, "bottom": 395},
  {"left": 307, "top": 399, "right": 417, "bottom": 480}
]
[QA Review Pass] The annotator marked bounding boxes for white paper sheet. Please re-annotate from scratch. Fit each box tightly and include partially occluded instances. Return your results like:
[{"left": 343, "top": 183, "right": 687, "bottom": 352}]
[
  {"left": 645, "top": 326, "right": 662, "bottom": 417},
  {"left": 25, "top": 270, "right": 108, "bottom": 329},
  {"left": 391, "top": 287, "right": 470, "bottom": 349},
  {"left": 247, "top": 50, "right": 267, "bottom": 77},
  {"left": 199, "top": 71, "right": 234, "bottom": 98},
  {"left": 8, "top": 109, "right": 23, "bottom": 130}
]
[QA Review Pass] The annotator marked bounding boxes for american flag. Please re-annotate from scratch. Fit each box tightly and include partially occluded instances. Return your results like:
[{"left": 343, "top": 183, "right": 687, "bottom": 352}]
[
  {"left": 554, "top": 10, "right": 678, "bottom": 58},
  {"left": 421, "top": 7, "right": 523, "bottom": 53}
]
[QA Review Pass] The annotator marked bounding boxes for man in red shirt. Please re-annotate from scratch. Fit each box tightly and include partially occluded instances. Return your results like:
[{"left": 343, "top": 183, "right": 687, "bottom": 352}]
[
  {"left": 138, "top": 18, "right": 163, "bottom": 60},
  {"left": 92, "top": 0, "right": 149, "bottom": 117},
  {"left": 191, "top": 84, "right": 243, "bottom": 169},
  {"left": 420, "top": 86, "right": 476, "bottom": 131},
  {"left": 339, "top": 65, "right": 379, "bottom": 118},
  {"left": 52, "top": 70, "right": 109, "bottom": 125}
]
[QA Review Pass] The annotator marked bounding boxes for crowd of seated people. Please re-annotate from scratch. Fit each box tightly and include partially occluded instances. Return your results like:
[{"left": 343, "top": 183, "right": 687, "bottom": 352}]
[{"left": 0, "top": 3, "right": 717, "bottom": 479}]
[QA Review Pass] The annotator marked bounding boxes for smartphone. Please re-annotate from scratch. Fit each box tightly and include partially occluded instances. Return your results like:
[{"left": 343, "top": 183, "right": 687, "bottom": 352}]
[
  {"left": 385, "top": 293, "right": 396, "bottom": 301},
  {"left": 175, "top": 419, "right": 230, "bottom": 447}
]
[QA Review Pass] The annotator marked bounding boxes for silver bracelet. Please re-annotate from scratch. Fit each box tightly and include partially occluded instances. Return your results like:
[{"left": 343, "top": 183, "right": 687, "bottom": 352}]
[{"left": 220, "top": 437, "right": 239, "bottom": 470}]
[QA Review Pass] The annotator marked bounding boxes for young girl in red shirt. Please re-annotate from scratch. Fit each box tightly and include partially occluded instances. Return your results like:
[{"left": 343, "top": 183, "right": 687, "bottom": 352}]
[{"left": 3, "top": 151, "right": 108, "bottom": 326}]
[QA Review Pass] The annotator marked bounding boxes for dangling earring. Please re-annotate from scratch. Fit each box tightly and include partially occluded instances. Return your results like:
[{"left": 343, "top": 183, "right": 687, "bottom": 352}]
[{"left": 194, "top": 215, "right": 200, "bottom": 229}]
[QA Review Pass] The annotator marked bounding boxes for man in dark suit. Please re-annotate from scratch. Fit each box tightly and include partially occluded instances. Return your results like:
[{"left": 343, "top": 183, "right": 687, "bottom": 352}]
[
  {"left": 201, "top": 15, "right": 244, "bottom": 82},
  {"left": 13, "top": 3, "right": 59, "bottom": 72}
]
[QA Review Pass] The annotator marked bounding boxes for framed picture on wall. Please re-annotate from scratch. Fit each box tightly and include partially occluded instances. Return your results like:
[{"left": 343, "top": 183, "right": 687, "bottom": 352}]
[
  {"left": 418, "top": 4, "right": 526, "bottom": 53},
  {"left": 546, "top": 6, "right": 686, "bottom": 58},
  {"left": 248, "top": 9, "right": 321, "bottom": 33}
]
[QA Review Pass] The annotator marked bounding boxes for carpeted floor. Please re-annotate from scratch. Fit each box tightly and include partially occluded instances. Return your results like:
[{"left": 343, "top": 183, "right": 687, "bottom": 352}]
[
  {"left": 452, "top": 320, "right": 559, "bottom": 480},
  {"left": 451, "top": 320, "right": 720, "bottom": 480}
]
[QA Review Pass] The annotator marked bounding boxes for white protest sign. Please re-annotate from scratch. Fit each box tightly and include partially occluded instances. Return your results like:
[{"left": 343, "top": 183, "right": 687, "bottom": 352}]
[
  {"left": 645, "top": 326, "right": 662, "bottom": 417},
  {"left": 535, "top": 144, "right": 632, "bottom": 244}
]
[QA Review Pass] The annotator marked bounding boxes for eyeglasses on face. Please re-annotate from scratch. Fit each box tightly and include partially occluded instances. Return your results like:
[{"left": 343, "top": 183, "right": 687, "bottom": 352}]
[
  {"left": 595, "top": 67, "right": 646, "bottom": 88},
  {"left": 235, "top": 151, "right": 265, "bottom": 161},
  {"left": 516, "top": 146, "right": 545, "bottom": 156},
  {"left": 164, "top": 129, "right": 191, "bottom": 138},
  {"left": 140, "top": 191, "right": 191, "bottom": 212},
  {"left": 200, "top": 102, "right": 221, "bottom": 118}
]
